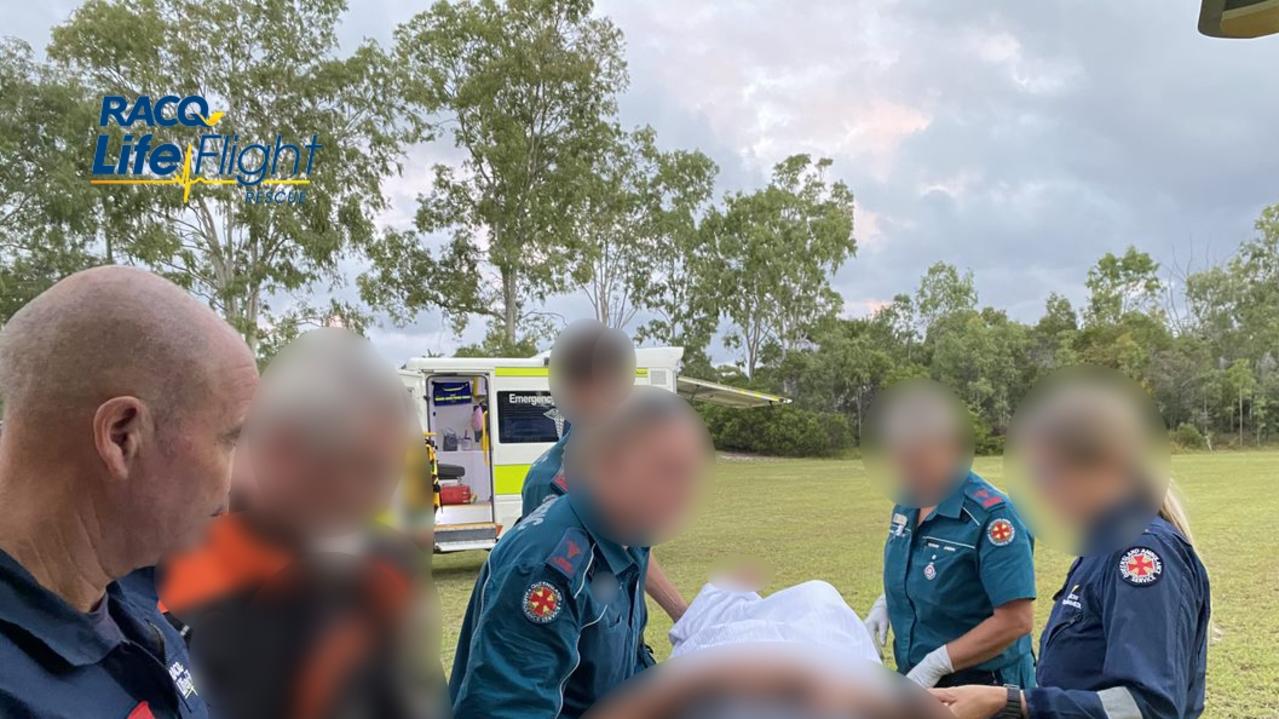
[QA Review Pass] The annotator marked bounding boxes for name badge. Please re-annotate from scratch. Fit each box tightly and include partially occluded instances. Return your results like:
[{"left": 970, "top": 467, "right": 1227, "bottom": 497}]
[{"left": 890, "top": 513, "right": 908, "bottom": 537}]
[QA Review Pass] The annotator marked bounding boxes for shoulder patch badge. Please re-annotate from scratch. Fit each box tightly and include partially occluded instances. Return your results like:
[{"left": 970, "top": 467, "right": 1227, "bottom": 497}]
[
  {"left": 546, "top": 527, "right": 590, "bottom": 580},
  {"left": 1119, "top": 547, "right": 1163, "bottom": 586},
  {"left": 523, "top": 581, "right": 564, "bottom": 623},
  {"left": 968, "top": 485, "right": 1005, "bottom": 509},
  {"left": 987, "top": 518, "right": 1015, "bottom": 546}
]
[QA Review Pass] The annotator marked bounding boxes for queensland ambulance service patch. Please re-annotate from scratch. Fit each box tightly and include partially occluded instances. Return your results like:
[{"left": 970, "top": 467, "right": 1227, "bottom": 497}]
[
  {"left": 987, "top": 518, "right": 1015, "bottom": 547},
  {"left": 523, "top": 581, "right": 564, "bottom": 624},
  {"left": 1119, "top": 547, "right": 1163, "bottom": 586}
]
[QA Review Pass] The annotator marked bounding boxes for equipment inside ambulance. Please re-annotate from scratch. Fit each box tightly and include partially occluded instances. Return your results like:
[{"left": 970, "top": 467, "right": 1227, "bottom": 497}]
[{"left": 395, "top": 346, "right": 787, "bottom": 553}]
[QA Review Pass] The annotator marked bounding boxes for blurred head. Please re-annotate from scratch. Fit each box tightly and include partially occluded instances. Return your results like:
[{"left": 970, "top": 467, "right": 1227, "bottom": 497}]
[
  {"left": 240, "top": 328, "right": 416, "bottom": 538},
  {"left": 567, "top": 388, "right": 712, "bottom": 545},
  {"left": 549, "top": 320, "right": 636, "bottom": 425},
  {"left": 0, "top": 266, "right": 258, "bottom": 572},
  {"left": 1007, "top": 367, "right": 1170, "bottom": 548},
  {"left": 865, "top": 380, "right": 973, "bottom": 507}
]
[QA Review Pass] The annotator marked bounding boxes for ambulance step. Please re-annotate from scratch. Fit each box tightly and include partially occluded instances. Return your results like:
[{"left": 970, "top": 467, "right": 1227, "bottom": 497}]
[{"left": 434, "top": 522, "right": 500, "bottom": 553}]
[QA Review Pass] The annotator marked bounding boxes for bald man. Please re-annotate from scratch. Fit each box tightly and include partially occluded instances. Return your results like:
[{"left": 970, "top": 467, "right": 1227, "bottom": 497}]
[{"left": 0, "top": 266, "right": 258, "bottom": 719}]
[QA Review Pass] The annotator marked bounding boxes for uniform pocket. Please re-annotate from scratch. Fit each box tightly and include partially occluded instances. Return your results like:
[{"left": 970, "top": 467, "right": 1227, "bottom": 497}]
[
  {"left": 921, "top": 540, "right": 978, "bottom": 599},
  {"left": 603, "top": 603, "right": 626, "bottom": 629},
  {"left": 1042, "top": 608, "right": 1084, "bottom": 649}
]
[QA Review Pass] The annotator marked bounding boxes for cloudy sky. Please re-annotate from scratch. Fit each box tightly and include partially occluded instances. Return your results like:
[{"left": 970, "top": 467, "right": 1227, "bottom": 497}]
[{"left": 10, "top": 0, "right": 1279, "bottom": 363}]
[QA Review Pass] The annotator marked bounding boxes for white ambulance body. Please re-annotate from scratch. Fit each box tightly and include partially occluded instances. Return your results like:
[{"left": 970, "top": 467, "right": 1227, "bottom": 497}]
[{"left": 396, "top": 346, "right": 785, "bottom": 552}]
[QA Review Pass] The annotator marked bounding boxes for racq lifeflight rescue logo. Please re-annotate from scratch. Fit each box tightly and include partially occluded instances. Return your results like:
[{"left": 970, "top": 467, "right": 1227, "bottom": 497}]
[{"left": 89, "top": 95, "right": 319, "bottom": 206}]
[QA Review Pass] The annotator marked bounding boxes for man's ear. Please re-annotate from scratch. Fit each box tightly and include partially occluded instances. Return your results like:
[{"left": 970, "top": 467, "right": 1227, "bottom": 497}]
[{"left": 93, "top": 396, "right": 152, "bottom": 480}]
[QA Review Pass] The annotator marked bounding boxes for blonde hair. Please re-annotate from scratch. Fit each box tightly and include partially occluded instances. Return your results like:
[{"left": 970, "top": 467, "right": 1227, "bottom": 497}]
[{"left": 1158, "top": 480, "right": 1196, "bottom": 546}]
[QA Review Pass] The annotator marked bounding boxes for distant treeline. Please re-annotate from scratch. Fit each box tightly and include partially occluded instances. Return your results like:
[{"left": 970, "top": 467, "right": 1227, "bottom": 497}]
[{"left": 694, "top": 205, "right": 1279, "bottom": 457}]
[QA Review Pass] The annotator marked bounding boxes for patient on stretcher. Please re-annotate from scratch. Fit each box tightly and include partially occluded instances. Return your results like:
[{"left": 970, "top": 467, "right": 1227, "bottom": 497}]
[
  {"left": 669, "top": 579, "right": 882, "bottom": 668},
  {"left": 591, "top": 580, "right": 947, "bottom": 719}
]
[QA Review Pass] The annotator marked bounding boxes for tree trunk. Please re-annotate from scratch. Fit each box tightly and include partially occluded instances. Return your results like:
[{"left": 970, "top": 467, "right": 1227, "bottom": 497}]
[
  {"left": 1239, "top": 392, "right": 1244, "bottom": 446},
  {"left": 501, "top": 267, "right": 518, "bottom": 345},
  {"left": 243, "top": 286, "right": 260, "bottom": 355}
]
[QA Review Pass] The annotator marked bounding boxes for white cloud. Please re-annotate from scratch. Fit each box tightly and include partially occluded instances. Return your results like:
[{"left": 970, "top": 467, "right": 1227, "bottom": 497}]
[{"left": 8, "top": 0, "right": 1279, "bottom": 364}]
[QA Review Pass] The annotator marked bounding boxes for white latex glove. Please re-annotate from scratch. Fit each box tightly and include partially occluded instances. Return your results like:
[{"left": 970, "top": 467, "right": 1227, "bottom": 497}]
[
  {"left": 863, "top": 594, "right": 890, "bottom": 649},
  {"left": 905, "top": 645, "right": 954, "bottom": 688}
]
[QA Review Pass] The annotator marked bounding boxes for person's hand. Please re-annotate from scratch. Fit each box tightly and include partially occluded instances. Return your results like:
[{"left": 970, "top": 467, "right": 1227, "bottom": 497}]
[
  {"left": 905, "top": 645, "right": 953, "bottom": 688},
  {"left": 928, "top": 686, "right": 1008, "bottom": 719},
  {"left": 863, "top": 594, "right": 890, "bottom": 650}
]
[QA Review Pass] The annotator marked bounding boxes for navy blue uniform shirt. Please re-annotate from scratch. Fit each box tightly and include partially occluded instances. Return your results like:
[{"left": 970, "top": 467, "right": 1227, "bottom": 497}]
[
  {"left": 0, "top": 551, "right": 207, "bottom": 719},
  {"left": 450, "top": 490, "right": 650, "bottom": 719},
  {"left": 1029, "top": 516, "right": 1210, "bottom": 719},
  {"left": 883, "top": 471, "right": 1037, "bottom": 685}
]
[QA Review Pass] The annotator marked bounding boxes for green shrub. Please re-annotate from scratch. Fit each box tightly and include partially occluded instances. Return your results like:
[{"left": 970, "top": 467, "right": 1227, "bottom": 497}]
[
  {"left": 698, "top": 404, "right": 852, "bottom": 457},
  {"left": 971, "top": 417, "right": 1005, "bottom": 455},
  {"left": 1171, "top": 422, "right": 1208, "bottom": 451}
]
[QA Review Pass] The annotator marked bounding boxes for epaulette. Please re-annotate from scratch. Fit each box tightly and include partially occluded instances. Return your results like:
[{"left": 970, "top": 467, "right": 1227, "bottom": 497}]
[
  {"left": 965, "top": 483, "right": 1006, "bottom": 510},
  {"left": 545, "top": 527, "right": 591, "bottom": 581}
]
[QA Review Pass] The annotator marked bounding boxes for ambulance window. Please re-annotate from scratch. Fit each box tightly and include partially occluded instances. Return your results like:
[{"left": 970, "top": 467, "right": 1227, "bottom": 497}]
[{"left": 497, "top": 391, "right": 562, "bottom": 444}]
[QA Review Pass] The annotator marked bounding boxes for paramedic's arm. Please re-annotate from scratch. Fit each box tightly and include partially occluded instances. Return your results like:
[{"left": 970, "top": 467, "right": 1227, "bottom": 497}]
[
  {"left": 645, "top": 553, "right": 687, "bottom": 622},
  {"left": 945, "top": 599, "right": 1034, "bottom": 670},
  {"left": 451, "top": 565, "right": 582, "bottom": 719},
  {"left": 1024, "top": 541, "right": 1199, "bottom": 719},
  {"left": 947, "top": 508, "right": 1037, "bottom": 671}
]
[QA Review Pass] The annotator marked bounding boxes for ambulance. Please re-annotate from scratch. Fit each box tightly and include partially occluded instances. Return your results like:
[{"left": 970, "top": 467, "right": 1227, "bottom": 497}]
[{"left": 396, "top": 346, "right": 786, "bottom": 552}]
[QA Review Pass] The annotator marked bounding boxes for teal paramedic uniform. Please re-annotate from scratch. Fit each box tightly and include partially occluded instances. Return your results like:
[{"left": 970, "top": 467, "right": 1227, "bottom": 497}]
[
  {"left": 521, "top": 429, "right": 571, "bottom": 518},
  {"left": 450, "top": 490, "right": 651, "bottom": 719},
  {"left": 883, "top": 471, "right": 1037, "bottom": 687}
]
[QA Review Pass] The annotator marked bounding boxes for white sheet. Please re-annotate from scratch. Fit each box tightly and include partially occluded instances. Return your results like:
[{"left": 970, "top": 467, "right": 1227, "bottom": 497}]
[{"left": 669, "top": 580, "right": 882, "bottom": 668}]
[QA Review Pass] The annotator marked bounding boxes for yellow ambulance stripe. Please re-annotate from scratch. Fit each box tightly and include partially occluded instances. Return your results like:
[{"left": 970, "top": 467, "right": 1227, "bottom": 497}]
[
  {"left": 494, "top": 464, "right": 531, "bottom": 495},
  {"left": 494, "top": 367, "right": 549, "bottom": 377},
  {"left": 493, "top": 366, "right": 650, "bottom": 378}
]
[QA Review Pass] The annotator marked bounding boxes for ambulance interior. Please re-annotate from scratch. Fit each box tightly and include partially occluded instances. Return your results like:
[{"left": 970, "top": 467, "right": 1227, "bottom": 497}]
[{"left": 425, "top": 374, "right": 495, "bottom": 526}]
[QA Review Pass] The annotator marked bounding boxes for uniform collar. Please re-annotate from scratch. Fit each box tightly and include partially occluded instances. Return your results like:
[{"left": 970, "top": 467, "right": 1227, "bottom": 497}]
[
  {"left": 910, "top": 470, "right": 971, "bottom": 521},
  {"left": 0, "top": 548, "right": 136, "bottom": 667},
  {"left": 1081, "top": 493, "right": 1157, "bottom": 556},
  {"left": 549, "top": 427, "right": 571, "bottom": 458},
  {"left": 934, "top": 472, "right": 976, "bottom": 519},
  {"left": 566, "top": 490, "right": 635, "bottom": 575}
]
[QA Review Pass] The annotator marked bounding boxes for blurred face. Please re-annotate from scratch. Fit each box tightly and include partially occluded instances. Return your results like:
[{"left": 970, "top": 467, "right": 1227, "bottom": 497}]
[
  {"left": 145, "top": 350, "right": 259, "bottom": 557},
  {"left": 593, "top": 418, "right": 710, "bottom": 545},
  {"left": 888, "top": 436, "right": 963, "bottom": 507},
  {"left": 562, "top": 372, "right": 633, "bottom": 424},
  {"left": 250, "top": 409, "right": 410, "bottom": 537},
  {"left": 1027, "top": 442, "right": 1130, "bottom": 528}
]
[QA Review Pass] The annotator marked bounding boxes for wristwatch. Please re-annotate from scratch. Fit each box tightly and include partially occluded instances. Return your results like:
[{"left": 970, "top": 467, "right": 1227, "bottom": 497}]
[{"left": 995, "top": 685, "right": 1024, "bottom": 719}]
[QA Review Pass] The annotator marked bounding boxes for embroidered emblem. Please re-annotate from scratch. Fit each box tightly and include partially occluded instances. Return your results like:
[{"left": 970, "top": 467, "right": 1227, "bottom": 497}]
[
  {"left": 1119, "top": 547, "right": 1163, "bottom": 586},
  {"left": 523, "top": 581, "right": 564, "bottom": 623},
  {"left": 987, "top": 518, "right": 1015, "bottom": 547}
]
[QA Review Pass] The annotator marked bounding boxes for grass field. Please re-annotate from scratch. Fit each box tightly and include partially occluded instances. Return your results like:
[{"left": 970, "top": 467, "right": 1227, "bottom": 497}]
[{"left": 433, "top": 452, "right": 1279, "bottom": 718}]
